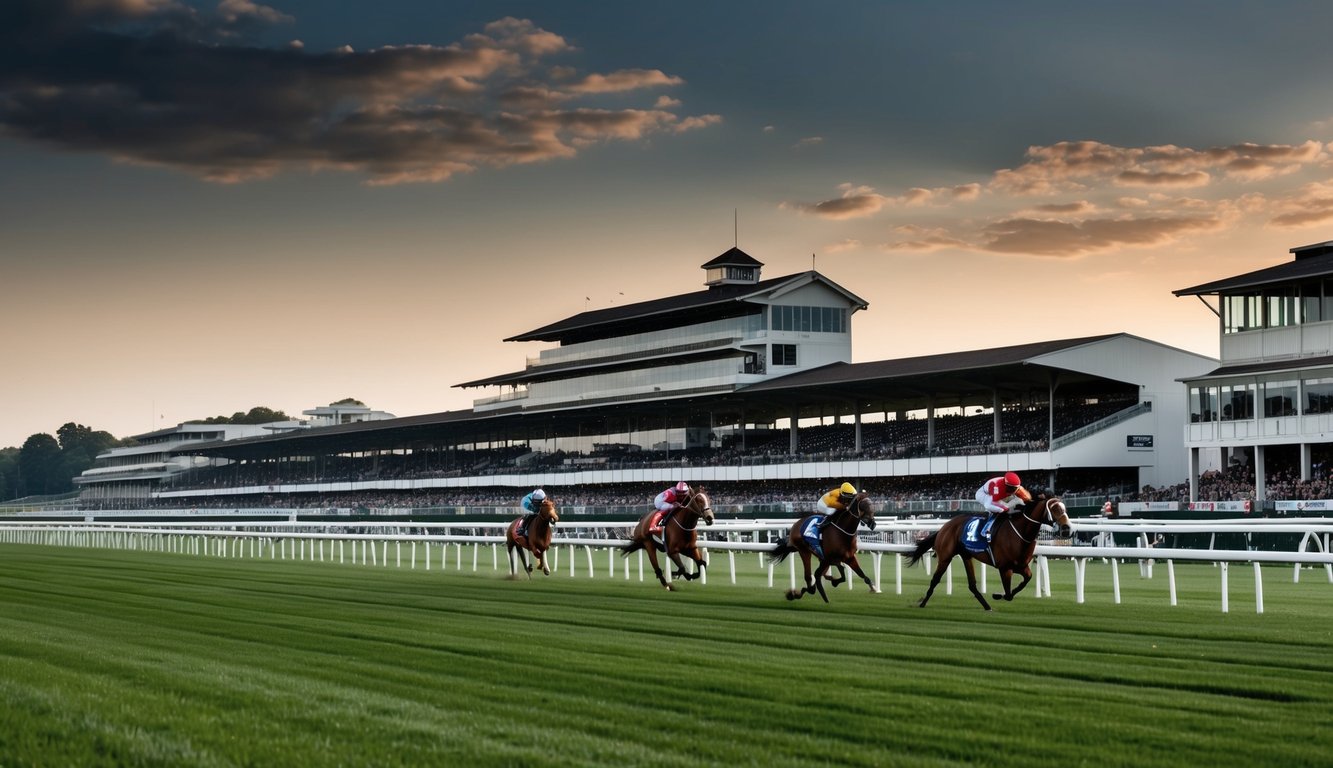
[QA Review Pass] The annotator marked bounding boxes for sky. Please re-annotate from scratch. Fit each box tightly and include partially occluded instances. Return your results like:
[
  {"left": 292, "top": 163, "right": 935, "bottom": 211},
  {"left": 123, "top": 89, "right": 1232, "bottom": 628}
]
[{"left": 5, "top": 0, "right": 1333, "bottom": 448}]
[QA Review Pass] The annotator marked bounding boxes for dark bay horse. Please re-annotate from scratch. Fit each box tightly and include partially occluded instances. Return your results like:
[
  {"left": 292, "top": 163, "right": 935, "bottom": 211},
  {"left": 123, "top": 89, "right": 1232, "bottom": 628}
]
[
  {"left": 620, "top": 490, "right": 714, "bottom": 590},
  {"left": 767, "top": 491, "right": 878, "bottom": 602},
  {"left": 506, "top": 498, "right": 560, "bottom": 578},
  {"left": 907, "top": 493, "right": 1072, "bottom": 611}
]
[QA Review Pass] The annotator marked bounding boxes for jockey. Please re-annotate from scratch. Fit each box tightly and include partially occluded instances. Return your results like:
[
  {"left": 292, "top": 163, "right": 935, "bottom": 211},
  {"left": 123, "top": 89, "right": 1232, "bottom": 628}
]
[
  {"left": 518, "top": 488, "right": 546, "bottom": 535},
  {"left": 815, "top": 482, "right": 858, "bottom": 531},
  {"left": 974, "top": 472, "right": 1031, "bottom": 541},
  {"left": 654, "top": 481, "right": 692, "bottom": 529}
]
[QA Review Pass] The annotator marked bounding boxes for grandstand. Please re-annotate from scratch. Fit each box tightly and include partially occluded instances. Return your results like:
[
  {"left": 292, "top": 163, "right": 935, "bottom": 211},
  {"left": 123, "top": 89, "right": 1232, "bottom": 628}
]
[
  {"left": 1175, "top": 238, "right": 1333, "bottom": 500},
  {"left": 63, "top": 246, "right": 1221, "bottom": 512}
]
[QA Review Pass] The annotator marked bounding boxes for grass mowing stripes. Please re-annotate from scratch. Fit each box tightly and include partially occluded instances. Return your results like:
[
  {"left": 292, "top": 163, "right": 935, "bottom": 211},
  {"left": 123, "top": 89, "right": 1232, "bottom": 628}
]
[{"left": 1, "top": 544, "right": 1332, "bottom": 767}]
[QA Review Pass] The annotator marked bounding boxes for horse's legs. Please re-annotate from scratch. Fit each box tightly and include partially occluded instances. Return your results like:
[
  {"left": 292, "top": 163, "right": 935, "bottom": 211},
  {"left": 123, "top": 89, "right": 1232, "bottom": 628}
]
[
  {"left": 918, "top": 554, "right": 951, "bottom": 608},
  {"left": 996, "top": 565, "right": 1032, "bottom": 601},
  {"left": 646, "top": 543, "right": 671, "bottom": 590},
  {"left": 962, "top": 558, "right": 993, "bottom": 611},
  {"left": 785, "top": 549, "right": 815, "bottom": 600},
  {"left": 506, "top": 542, "right": 516, "bottom": 576},
  {"left": 812, "top": 560, "right": 832, "bottom": 603},
  {"left": 535, "top": 546, "right": 550, "bottom": 576},
  {"left": 684, "top": 545, "right": 707, "bottom": 581},
  {"left": 844, "top": 553, "right": 879, "bottom": 593},
  {"left": 667, "top": 548, "right": 692, "bottom": 580},
  {"left": 826, "top": 564, "right": 847, "bottom": 588}
]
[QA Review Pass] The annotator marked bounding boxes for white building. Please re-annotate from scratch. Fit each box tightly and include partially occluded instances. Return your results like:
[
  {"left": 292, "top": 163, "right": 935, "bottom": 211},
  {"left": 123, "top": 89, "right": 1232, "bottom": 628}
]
[
  {"left": 457, "top": 248, "right": 868, "bottom": 443},
  {"left": 1175, "top": 239, "right": 1333, "bottom": 499}
]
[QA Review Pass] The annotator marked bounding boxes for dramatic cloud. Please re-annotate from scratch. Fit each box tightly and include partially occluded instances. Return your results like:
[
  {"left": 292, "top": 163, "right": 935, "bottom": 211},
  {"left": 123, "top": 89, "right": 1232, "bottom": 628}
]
[
  {"left": 978, "top": 215, "right": 1227, "bottom": 257},
  {"left": 786, "top": 135, "right": 1333, "bottom": 257},
  {"left": 0, "top": 1, "right": 718, "bottom": 184},
  {"left": 793, "top": 136, "right": 823, "bottom": 149},
  {"left": 790, "top": 181, "right": 985, "bottom": 218},
  {"left": 1268, "top": 182, "right": 1333, "bottom": 229},
  {"left": 991, "top": 139, "right": 1325, "bottom": 194},
  {"left": 783, "top": 184, "right": 886, "bottom": 220}
]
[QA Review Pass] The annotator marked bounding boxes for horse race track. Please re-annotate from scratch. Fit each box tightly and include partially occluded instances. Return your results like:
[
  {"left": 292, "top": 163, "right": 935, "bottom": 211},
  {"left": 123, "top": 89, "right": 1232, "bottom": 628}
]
[{"left": 2, "top": 544, "right": 1331, "bottom": 767}]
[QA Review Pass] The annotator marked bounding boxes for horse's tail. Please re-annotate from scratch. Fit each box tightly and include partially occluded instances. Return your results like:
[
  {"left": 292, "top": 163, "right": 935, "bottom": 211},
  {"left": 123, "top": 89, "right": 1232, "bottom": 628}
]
[
  {"left": 905, "top": 531, "right": 939, "bottom": 567},
  {"left": 620, "top": 539, "right": 645, "bottom": 557},
  {"left": 766, "top": 538, "right": 797, "bottom": 566}
]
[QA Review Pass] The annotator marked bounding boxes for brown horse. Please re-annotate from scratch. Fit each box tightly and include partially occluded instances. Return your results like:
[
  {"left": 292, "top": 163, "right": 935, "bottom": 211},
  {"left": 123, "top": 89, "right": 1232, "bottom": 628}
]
[
  {"left": 767, "top": 491, "right": 878, "bottom": 602},
  {"left": 907, "top": 493, "right": 1072, "bottom": 611},
  {"left": 506, "top": 498, "right": 560, "bottom": 578},
  {"left": 620, "top": 490, "right": 714, "bottom": 590}
]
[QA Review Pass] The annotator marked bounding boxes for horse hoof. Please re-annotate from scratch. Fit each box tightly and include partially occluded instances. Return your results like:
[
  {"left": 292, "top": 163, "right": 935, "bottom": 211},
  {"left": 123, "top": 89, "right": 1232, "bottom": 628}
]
[{"left": 785, "top": 591, "right": 796, "bottom": 601}]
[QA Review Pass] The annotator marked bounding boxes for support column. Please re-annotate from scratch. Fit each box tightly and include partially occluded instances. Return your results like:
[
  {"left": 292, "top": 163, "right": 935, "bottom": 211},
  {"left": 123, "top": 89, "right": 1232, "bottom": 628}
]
[
  {"left": 1254, "top": 444, "right": 1266, "bottom": 502},
  {"left": 854, "top": 409, "right": 863, "bottom": 453},
  {"left": 1301, "top": 443, "right": 1312, "bottom": 482},
  {"left": 926, "top": 398, "right": 936, "bottom": 450},
  {"left": 789, "top": 407, "right": 799, "bottom": 455},
  {"left": 1189, "top": 447, "right": 1200, "bottom": 501},
  {"left": 992, "top": 390, "right": 1002, "bottom": 446}
]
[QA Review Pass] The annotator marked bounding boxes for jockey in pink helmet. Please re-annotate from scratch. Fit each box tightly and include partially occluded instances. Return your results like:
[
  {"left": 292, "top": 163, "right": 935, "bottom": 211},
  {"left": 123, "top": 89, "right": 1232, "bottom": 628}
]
[
  {"left": 654, "top": 482, "right": 692, "bottom": 528},
  {"left": 975, "top": 472, "right": 1032, "bottom": 541}
]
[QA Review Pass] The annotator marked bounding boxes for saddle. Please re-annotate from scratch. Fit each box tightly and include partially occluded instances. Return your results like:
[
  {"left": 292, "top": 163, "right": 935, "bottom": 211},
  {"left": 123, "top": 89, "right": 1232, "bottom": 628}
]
[{"left": 648, "top": 510, "right": 667, "bottom": 552}]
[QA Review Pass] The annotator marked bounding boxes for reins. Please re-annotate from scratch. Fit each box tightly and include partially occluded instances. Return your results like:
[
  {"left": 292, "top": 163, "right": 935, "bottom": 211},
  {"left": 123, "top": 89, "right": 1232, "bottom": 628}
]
[
  {"left": 826, "top": 494, "right": 870, "bottom": 537},
  {"left": 1007, "top": 499, "right": 1062, "bottom": 544}
]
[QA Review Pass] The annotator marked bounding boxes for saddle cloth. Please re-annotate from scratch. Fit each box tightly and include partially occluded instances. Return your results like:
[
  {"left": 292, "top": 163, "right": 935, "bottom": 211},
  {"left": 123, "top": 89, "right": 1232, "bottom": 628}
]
[
  {"left": 961, "top": 515, "right": 994, "bottom": 553},
  {"left": 801, "top": 516, "right": 826, "bottom": 560}
]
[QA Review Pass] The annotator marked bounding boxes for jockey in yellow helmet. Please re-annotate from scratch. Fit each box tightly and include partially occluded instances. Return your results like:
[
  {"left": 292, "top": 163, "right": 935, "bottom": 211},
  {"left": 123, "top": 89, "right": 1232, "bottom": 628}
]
[{"left": 815, "top": 482, "right": 858, "bottom": 531}]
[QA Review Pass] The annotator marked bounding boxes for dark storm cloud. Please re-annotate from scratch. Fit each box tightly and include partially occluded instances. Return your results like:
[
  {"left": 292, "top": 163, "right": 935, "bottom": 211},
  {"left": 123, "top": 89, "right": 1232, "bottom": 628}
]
[{"left": 0, "top": 1, "right": 719, "bottom": 183}]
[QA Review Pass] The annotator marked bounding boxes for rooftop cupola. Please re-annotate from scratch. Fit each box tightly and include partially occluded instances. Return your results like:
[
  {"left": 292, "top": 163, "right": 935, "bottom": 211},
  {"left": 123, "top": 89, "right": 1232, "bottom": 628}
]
[{"left": 701, "top": 247, "right": 764, "bottom": 288}]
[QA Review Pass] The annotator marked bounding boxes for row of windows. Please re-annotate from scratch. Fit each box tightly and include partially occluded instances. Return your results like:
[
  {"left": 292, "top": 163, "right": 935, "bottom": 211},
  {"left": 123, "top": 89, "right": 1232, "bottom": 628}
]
[
  {"left": 1189, "top": 378, "right": 1333, "bottom": 421},
  {"left": 1222, "top": 279, "right": 1333, "bottom": 333},
  {"left": 771, "top": 305, "right": 846, "bottom": 334}
]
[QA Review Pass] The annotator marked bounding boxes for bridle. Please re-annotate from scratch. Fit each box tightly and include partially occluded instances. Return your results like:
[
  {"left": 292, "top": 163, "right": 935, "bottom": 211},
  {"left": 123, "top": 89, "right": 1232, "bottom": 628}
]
[
  {"left": 670, "top": 494, "right": 712, "bottom": 531},
  {"left": 1007, "top": 497, "right": 1067, "bottom": 543},
  {"left": 826, "top": 494, "right": 871, "bottom": 536}
]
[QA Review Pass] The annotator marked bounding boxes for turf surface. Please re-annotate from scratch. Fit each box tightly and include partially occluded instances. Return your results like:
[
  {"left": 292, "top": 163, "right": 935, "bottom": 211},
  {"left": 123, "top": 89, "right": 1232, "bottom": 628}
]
[{"left": 1, "top": 543, "right": 1331, "bottom": 767}]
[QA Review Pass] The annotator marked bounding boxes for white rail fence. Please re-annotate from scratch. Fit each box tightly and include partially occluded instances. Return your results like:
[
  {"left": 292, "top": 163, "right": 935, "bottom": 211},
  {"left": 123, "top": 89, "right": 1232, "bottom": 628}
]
[{"left": 3, "top": 518, "right": 1332, "bottom": 614}]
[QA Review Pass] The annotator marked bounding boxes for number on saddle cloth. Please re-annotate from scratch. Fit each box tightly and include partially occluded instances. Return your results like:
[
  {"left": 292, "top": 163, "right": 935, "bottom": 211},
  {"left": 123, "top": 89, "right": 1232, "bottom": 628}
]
[
  {"left": 961, "top": 515, "right": 993, "bottom": 553},
  {"left": 801, "top": 516, "right": 826, "bottom": 560}
]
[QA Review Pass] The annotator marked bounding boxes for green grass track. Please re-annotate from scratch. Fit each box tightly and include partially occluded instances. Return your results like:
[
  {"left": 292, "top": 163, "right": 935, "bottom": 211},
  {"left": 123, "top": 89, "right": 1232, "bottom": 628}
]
[{"left": 1, "top": 543, "right": 1332, "bottom": 767}]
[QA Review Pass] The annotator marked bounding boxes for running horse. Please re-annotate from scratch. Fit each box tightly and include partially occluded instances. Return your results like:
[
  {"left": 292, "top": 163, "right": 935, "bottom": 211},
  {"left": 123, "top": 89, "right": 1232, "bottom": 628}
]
[
  {"left": 620, "top": 490, "right": 714, "bottom": 590},
  {"left": 506, "top": 498, "right": 560, "bottom": 578},
  {"left": 907, "top": 492, "right": 1072, "bottom": 611},
  {"left": 767, "top": 491, "right": 878, "bottom": 602}
]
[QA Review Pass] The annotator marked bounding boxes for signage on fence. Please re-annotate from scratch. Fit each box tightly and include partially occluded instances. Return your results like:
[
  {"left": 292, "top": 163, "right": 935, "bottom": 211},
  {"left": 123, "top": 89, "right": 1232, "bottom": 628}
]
[
  {"left": 1118, "top": 501, "right": 1179, "bottom": 514},
  {"left": 1126, "top": 434, "right": 1154, "bottom": 448},
  {"left": 1188, "top": 501, "right": 1252, "bottom": 513},
  {"left": 1275, "top": 499, "right": 1333, "bottom": 512}
]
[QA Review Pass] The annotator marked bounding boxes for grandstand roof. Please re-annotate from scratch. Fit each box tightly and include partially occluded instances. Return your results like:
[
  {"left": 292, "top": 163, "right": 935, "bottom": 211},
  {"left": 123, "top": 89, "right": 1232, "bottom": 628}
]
[
  {"left": 740, "top": 334, "right": 1123, "bottom": 394},
  {"left": 1181, "top": 353, "right": 1333, "bottom": 380},
  {"left": 1173, "top": 251, "right": 1333, "bottom": 296},
  {"left": 503, "top": 270, "right": 867, "bottom": 344}
]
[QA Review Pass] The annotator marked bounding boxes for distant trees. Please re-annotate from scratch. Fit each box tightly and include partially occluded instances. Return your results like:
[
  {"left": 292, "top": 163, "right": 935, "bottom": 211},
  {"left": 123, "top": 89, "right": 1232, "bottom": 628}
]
[
  {"left": 189, "top": 406, "right": 292, "bottom": 425},
  {"left": 330, "top": 398, "right": 365, "bottom": 406},
  {"left": 0, "top": 423, "right": 121, "bottom": 501}
]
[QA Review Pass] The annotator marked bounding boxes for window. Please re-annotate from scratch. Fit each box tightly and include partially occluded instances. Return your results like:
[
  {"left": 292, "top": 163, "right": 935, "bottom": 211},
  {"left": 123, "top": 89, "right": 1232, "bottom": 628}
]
[
  {"left": 1219, "top": 383, "right": 1254, "bottom": 421},
  {"left": 1306, "top": 377, "right": 1333, "bottom": 414},
  {"left": 1301, "top": 280, "right": 1323, "bottom": 324},
  {"left": 772, "top": 344, "right": 797, "bottom": 366},
  {"left": 1190, "top": 385, "right": 1218, "bottom": 422},
  {"left": 1263, "top": 380, "right": 1298, "bottom": 417},
  {"left": 771, "top": 306, "right": 846, "bottom": 333},
  {"left": 1265, "top": 287, "right": 1296, "bottom": 328}
]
